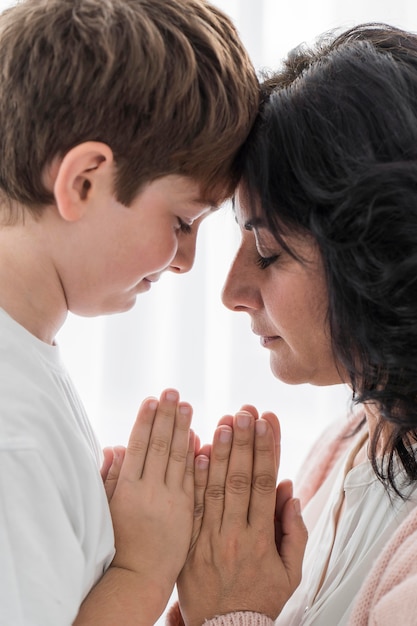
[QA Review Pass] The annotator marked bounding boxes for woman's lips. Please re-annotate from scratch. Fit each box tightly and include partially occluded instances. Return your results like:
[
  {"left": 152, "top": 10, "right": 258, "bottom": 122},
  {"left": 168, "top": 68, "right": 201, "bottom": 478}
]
[
  {"left": 252, "top": 326, "right": 281, "bottom": 347},
  {"left": 260, "top": 335, "right": 280, "bottom": 347}
]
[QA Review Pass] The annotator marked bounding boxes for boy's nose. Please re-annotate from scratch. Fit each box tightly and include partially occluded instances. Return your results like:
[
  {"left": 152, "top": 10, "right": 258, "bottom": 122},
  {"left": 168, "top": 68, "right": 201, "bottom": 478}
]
[{"left": 169, "top": 235, "right": 197, "bottom": 274}]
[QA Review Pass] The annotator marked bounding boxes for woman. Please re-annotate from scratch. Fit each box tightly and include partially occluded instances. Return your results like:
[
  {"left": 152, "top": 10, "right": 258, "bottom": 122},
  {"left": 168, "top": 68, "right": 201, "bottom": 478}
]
[{"left": 171, "top": 23, "right": 417, "bottom": 626}]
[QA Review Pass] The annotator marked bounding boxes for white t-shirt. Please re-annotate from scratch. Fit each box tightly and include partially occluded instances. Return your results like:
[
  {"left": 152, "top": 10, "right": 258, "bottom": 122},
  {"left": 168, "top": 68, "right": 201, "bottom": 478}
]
[
  {"left": 276, "top": 432, "right": 417, "bottom": 625},
  {"left": 0, "top": 309, "right": 115, "bottom": 625}
]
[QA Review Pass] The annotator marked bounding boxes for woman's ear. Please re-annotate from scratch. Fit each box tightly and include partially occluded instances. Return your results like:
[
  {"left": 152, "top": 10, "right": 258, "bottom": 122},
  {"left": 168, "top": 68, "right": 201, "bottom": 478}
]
[{"left": 52, "top": 142, "right": 114, "bottom": 222}]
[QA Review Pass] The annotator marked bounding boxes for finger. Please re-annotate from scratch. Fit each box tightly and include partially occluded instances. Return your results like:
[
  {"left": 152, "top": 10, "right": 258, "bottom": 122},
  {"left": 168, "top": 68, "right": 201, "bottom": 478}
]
[
  {"left": 222, "top": 410, "right": 255, "bottom": 530},
  {"left": 261, "top": 411, "right": 281, "bottom": 473},
  {"left": 198, "top": 443, "right": 211, "bottom": 458},
  {"left": 120, "top": 396, "right": 158, "bottom": 480},
  {"left": 201, "top": 423, "right": 233, "bottom": 531},
  {"left": 141, "top": 388, "right": 179, "bottom": 480},
  {"left": 279, "top": 497, "right": 308, "bottom": 590},
  {"left": 217, "top": 414, "right": 233, "bottom": 428},
  {"left": 104, "top": 446, "right": 126, "bottom": 502},
  {"left": 274, "top": 480, "right": 293, "bottom": 549},
  {"left": 190, "top": 452, "right": 210, "bottom": 548},
  {"left": 100, "top": 447, "right": 114, "bottom": 483},
  {"left": 165, "top": 401, "right": 193, "bottom": 487},
  {"left": 182, "top": 428, "right": 196, "bottom": 497},
  {"left": 239, "top": 404, "right": 259, "bottom": 420},
  {"left": 276, "top": 480, "right": 294, "bottom": 515},
  {"left": 217, "top": 405, "right": 258, "bottom": 429},
  {"left": 248, "top": 419, "right": 277, "bottom": 527}
]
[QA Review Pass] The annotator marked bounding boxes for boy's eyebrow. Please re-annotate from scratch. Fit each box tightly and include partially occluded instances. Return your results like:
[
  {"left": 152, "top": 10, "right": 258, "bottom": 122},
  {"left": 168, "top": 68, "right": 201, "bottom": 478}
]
[{"left": 193, "top": 197, "right": 220, "bottom": 211}]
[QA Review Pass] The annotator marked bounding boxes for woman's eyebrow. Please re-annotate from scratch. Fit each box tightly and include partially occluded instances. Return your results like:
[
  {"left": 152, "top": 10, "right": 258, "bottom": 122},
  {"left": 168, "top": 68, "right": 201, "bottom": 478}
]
[{"left": 244, "top": 217, "right": 263, "bottom": 231}]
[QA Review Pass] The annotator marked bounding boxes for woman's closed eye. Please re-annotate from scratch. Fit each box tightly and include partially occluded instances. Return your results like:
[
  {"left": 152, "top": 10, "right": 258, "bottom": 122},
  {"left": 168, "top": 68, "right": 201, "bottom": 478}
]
[
  {"left": 256, "top": 253, "right": 280, "bottom": 269},
  {"left": 249, "top": 224, "right": 281, "bottom": 269}
]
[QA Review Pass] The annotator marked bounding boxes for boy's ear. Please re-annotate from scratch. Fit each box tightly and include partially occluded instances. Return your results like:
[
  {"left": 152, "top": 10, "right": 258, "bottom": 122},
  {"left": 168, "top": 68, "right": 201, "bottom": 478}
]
[{"left": 52, "top": 142, "right": 114, "bottom": 222}]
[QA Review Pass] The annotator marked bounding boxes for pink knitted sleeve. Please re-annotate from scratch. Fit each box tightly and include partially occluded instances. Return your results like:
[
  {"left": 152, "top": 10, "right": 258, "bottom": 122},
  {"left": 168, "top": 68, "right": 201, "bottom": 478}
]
[
  {"left": 203, "top": 613, "right": 274, "bottom": 626},
  {"left": 348, "top": 507, "right": 417, "bottom": 625},
  {"left": 165, "top": 603, "right": 273, "bottom": 626}
]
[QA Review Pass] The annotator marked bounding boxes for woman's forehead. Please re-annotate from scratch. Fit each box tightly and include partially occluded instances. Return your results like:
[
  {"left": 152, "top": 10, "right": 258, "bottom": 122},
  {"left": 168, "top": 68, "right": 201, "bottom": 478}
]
[{"left": 233, "top": 185, "right": 263, "bottom": 227}]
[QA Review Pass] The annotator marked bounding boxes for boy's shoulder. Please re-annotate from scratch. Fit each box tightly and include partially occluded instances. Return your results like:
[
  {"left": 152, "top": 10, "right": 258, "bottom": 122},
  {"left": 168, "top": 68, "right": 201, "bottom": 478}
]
[
  {"left": 0, "top": 309, "right": 95, "bottom": 454},
  {"left": 0, "top": 308, "right": 61, "bottom": 380}
]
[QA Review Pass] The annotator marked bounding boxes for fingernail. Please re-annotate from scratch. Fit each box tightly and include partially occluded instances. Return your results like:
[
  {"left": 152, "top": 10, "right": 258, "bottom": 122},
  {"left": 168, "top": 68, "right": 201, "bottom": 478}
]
[
  {"left": 255, "top": 419, "right": 267, "bottom": 435},
  {"left": 148, "top": 399, "right": 158, "bottom": 411},
  {"left": 165, "top": 390, "right": 178, "bottom": 402},
  {"left": 236, "top": 412, "right": 251, "bottom": 429},
  {"left": 179, "top": 404, "right": 192, "bottom": 416},
  {"left": 219, "top": 426, "right": 232, "bottom": 443},
  {"left": 196, "top": 455, "right": 209, "bottom": 469}
]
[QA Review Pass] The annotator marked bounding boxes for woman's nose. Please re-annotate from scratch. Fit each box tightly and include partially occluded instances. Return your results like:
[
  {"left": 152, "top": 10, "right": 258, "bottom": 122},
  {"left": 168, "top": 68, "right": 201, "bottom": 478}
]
[{"left": 221, "top": 247, "right": 260, "bottom": 313}]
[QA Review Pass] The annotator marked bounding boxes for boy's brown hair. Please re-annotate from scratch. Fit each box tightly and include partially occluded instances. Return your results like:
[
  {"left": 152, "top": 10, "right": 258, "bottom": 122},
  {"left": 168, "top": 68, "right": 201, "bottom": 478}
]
[{"left": 0, "top": 0, "right": 259, "bottom": 216}]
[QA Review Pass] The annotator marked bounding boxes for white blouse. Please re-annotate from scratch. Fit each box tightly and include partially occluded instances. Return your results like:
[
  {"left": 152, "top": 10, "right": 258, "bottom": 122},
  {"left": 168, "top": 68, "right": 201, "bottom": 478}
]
[{"left": 276, "top": 433, "right": 417, "bottom": 625}]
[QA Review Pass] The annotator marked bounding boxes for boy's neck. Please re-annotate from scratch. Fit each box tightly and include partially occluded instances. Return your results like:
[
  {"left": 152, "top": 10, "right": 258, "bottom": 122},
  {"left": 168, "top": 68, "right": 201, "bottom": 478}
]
[{"left": 0, "top": 211, "right": 68, "bottom": 344}]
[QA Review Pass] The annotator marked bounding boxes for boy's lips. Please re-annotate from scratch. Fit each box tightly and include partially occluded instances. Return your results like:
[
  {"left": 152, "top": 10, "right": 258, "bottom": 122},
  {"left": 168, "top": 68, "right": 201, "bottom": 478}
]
[
  {"left": 145, "top": 273, "right": 161, "bottom": 283},
  {"left": 137, "top": 279, "right": 152, "bottom": 293},
  {"left": 142, "top": 274, "right": 161, "bottom": 290}
]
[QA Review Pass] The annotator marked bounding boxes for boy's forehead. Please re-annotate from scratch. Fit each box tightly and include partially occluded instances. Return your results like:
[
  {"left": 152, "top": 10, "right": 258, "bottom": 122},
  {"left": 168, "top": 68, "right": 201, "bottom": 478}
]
[
  {"left": 193, "top": 195, "right": 221, "bottom": 211},
  {"left": 176, "top": 177, "right": 225, "bottom": 210},
  {"left": 141, "top": 174, "right": 224, "bottom": 213},
  {"left": 193, "top": 176, "right": 234, "bottom": 210}
]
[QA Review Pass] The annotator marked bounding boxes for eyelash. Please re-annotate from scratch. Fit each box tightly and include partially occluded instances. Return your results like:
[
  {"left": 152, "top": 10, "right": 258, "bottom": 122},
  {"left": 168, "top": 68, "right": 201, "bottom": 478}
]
[
  {"left": 256, "top": 254, "right": 279, "bottom": 270},
  {"left": 177, "top": 218, "right": 192, "bottom": 235}
]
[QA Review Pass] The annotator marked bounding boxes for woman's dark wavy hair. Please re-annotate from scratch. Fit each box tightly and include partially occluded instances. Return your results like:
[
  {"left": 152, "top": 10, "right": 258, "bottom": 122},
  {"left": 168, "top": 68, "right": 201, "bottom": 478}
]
[{"left": 240, "top": 23, "right": 417, "bottom": 496}]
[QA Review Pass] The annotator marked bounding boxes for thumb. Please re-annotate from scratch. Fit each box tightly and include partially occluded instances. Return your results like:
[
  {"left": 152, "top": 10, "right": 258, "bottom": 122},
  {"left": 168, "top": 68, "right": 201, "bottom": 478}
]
[
  {"left": 103, "top": 446, "right": 126, "bottom": 503},
  {"left": 279, "top": 496, "right": 308, "bottom": 591},
  {"left": 100, "top": 447, "right": 114, "bottom": 483},
  {"left": 189, "top": 453, "right": 210, "bottom": 550}
]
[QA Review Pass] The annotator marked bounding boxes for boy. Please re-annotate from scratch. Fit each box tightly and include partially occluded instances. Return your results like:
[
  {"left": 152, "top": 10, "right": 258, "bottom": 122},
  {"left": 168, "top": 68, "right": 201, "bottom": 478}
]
[{"left": 0, "top": 0, "right": 259, "bottom": 624}]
